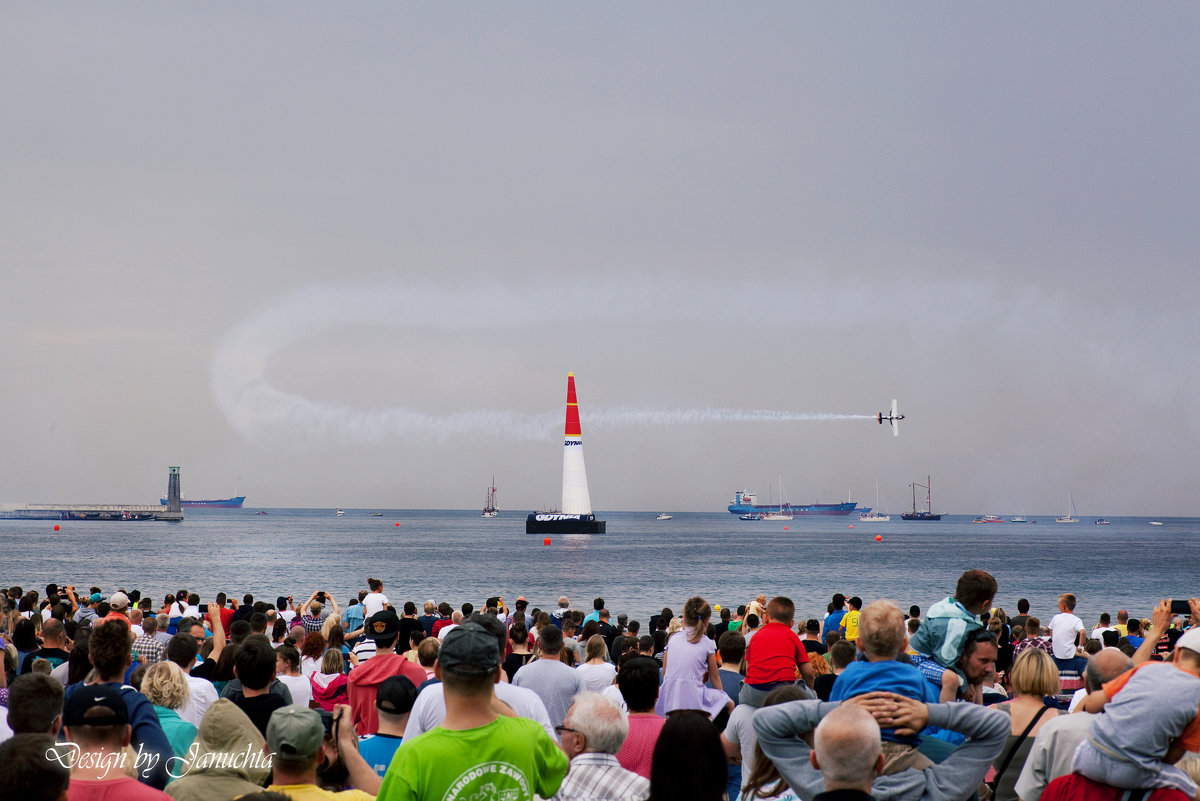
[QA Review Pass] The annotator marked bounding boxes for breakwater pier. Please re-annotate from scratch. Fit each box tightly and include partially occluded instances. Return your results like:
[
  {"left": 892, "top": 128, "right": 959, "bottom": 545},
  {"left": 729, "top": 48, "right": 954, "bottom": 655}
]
[
  {"left": 0, "top": 466, "right": 185, "bottom": 521},
  {"left": 0, "top": 503, "right": 181, "bottom": 521}
]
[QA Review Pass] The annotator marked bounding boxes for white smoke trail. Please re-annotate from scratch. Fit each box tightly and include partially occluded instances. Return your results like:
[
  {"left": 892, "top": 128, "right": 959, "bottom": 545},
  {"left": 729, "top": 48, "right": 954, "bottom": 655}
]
[{"left": 210, "top": 278, "right": 882, "bottom": 447}]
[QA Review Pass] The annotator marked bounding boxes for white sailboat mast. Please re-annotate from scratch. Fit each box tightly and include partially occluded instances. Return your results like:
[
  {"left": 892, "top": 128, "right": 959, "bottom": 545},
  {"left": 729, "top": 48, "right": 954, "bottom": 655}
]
[{"left": 561, "top": 373, "right": 593, "bottom": 515}]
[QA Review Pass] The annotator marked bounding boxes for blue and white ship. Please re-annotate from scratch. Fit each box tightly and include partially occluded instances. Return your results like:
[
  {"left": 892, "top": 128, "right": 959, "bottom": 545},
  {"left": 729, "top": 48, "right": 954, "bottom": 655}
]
[{"left": 727, "top": 489, "right": 858, "bottom": 517}]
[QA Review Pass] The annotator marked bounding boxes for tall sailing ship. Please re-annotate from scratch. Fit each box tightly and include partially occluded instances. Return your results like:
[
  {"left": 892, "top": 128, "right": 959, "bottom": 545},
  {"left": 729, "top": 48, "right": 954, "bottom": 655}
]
[
  {"left": 482, "top": 477, "right": 499, "bottom": 518},
  {"left": 901, "top": 476, "right": 942, "bottom": 521}
]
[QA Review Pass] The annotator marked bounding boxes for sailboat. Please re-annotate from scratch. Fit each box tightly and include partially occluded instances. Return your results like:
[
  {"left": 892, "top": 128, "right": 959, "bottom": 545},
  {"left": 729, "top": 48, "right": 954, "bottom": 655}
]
[
  {"left": 1010, "top": 503, "right": 1029, "bottom": 523},
  {"left": 901, "top": 476, "right": 942, "bottom": 521},
  {"left": 762, "top": 476, "right": 794, "bottom": 521},
  {"left": 526, "top": 374, "right": 606, "bottom": 534},
  {"left": 859, "top": 478, "right": 891, "bottom": 522},
  {"left": 481, "top": 477, "right": 499, "bottom": 518},
  {"left": 1055, "top": 493, "right": 1079, "bottom": 523}
]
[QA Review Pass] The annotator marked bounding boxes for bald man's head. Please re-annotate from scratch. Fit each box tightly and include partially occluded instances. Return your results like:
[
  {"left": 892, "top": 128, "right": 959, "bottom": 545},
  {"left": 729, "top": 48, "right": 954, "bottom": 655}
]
[
  {"left": 811, "top": 704, "right": 884, "bottom": 791},
  {"left": 1085, "top": 647, "right": 1134, "bottom": 693}
]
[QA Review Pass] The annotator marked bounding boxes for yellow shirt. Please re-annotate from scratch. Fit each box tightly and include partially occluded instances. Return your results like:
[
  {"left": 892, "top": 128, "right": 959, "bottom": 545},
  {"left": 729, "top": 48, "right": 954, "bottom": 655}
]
[{"left": 841, "top": 609, "right": 861, "bottom": 641}]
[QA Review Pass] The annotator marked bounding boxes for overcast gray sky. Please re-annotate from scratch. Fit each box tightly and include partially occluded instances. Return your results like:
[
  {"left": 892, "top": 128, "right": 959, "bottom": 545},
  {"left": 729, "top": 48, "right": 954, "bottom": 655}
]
[{"left": 3, "top": 5, "right": 1198, "bottom": 515}]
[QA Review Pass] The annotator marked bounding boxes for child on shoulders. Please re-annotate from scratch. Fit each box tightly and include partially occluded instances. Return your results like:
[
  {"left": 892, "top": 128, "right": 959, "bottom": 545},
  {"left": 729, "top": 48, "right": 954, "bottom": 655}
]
[{"left": 908, "top": 569, "right": 997, "bottom": 703}]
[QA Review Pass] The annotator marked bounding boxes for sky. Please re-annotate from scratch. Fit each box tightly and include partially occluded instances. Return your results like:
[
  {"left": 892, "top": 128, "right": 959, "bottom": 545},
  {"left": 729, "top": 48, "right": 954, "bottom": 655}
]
[{"left": 3, "top": 5, "right": 1198, "bottom": 515}]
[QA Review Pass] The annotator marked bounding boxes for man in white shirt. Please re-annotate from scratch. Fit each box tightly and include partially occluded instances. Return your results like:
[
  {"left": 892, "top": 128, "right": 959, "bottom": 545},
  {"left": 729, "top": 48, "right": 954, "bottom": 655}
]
[
  {"left": 1049, "top": 593, "right": 1086, "bottom": 661},
  {"left": 1090, "top": 612, "right": 1117, "bottom": 641},
  {"left": 513, "top": 626, "right": 585, "bottom": 728}
]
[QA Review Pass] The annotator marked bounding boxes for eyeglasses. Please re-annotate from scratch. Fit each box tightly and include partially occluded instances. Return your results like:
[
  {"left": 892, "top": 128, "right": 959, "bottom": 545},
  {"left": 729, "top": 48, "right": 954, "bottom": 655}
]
[{"left": 554, "top": 725, "right": 581, "bottom": 736}]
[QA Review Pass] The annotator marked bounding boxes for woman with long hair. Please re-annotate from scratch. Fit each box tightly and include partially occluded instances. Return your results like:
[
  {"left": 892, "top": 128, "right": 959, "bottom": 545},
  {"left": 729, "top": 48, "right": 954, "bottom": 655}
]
[
  {"left": 502, "top": 624, "right": 534, "bottom": 682},
  {"left": 577, "top": 634, "right": 618, "bottom": 691},
  {"left": 649, "top": 710, "right": 727, "bottom": 801},
  {"left": 311, "top": 648, "right": 349, "bottom": 711},
  {"left": 736, "top": 685, "right": 809, "bottom": 800},
  {"left": 989, "top": 648, "right": 1059, "bottom": 801},
  {"left": 325, "top": 622, "right": 358, "bottom": 669},
  {"left": 656, "top": 596, "right": 734, "bottom": 720}
]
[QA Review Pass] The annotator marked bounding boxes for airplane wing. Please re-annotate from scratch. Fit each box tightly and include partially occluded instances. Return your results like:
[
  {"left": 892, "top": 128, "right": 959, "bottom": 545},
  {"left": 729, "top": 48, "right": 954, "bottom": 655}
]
[{"left": 891, "top": 399, "right": 900, "bottom": 437}]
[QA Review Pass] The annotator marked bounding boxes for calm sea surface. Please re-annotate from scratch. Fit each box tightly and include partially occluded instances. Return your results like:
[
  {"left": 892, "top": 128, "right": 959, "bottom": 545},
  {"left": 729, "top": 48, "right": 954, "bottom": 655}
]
[{"left": 4, "top": 510, "right": 1197, "bottom": 625}]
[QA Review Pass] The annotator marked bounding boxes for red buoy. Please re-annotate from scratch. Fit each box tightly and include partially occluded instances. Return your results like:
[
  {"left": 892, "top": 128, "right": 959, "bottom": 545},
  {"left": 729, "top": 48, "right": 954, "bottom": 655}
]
[
  {"left": 54, "top": 524, "right": 60, "bottom": 531},
  {"left": 876, "top": 535, "right": 883, "bottom": 542},
  {"left": 543, "top": 537, "right": 551, "bottom": 545}
]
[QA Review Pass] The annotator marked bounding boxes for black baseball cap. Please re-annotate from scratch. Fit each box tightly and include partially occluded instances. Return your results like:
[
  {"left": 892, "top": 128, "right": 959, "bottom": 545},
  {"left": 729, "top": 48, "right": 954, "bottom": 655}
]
[
  {"left": 376, "top": 675, "right": 418, "bottom": 714},
  {"left": 64, "top": 685, "right": 128, "bottom": 727},
  {"left": 366, "top": 610, "right": 402, "bottom": 641}
]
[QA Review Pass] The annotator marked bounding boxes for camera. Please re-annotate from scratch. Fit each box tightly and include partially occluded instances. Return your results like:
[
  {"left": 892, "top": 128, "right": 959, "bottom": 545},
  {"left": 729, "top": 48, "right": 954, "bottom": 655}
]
[
  {"left": 316, "top": 592, "right": 326, "bottom": 603},
  {"left": 199, "top": 604, "right": 209, "bottom": 614},
  {"left": 1170, "top": 599, "right": 1192, "bottom": 615}
]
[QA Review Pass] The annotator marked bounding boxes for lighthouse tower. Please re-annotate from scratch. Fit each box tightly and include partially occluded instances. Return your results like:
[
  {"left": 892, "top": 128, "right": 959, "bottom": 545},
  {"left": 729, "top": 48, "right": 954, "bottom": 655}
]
[{"left": 527, "top": 373, "right": 606, "bottom": 534}]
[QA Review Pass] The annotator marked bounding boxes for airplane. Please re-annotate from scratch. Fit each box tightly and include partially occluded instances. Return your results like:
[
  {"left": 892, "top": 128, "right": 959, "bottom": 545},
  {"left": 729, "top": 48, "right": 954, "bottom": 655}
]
[{"left": 878, "top": 398, "right": 904, "bottom": 436}]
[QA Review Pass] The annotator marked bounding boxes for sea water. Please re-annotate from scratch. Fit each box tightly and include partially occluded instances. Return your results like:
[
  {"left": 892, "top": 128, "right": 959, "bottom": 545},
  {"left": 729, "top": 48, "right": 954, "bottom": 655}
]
[{"left": 4, "top": 510, "right": 1197, "bottom": 623}]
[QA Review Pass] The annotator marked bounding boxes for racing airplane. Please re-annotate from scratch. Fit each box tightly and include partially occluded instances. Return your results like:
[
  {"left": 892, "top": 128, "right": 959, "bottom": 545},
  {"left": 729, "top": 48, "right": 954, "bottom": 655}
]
[{"left": 878, "top": 398, "right": 904, "bottom": 436}]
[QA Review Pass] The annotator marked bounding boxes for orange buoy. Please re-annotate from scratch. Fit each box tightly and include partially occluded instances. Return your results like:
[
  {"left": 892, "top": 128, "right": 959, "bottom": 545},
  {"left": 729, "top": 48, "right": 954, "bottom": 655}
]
[
  {"left": 783, "top": 526, "right": 788, "bottom": 531},
  {"left": 876, "top": 535, "right": 883, "bottom": 542},
  {"left": 543, "top": 537, "right": 551, "bottom": 545},
  {"left": 394, "top": 522, "right": 399, "bottom": 526},
  {"left": 54, "top": 524, "right": 60, "bottom": 531}
]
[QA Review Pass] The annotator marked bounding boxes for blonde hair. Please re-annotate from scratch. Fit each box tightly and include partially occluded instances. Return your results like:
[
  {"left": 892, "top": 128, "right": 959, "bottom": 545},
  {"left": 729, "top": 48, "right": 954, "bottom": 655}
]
[
  {"left": 667, "top": 617, "right": 682, "bottom": 636},
  {"left": 1009, "top": 648, "right": 1060, "bottom": 697},
  {"left": 683, "top": 596, "right": 712, "bottom": 644},
  {"left": 320, "top": 614, "right": 343, "bottom": 640},
  {"left": 141, "top": 660, "right": 191, "bottom": 710},
  {"left": 321, "top": 648, "right": 345, "bottom": 675},
  {"left": 585, "top": 634, "right": 607, "bottom": 662},
  {"left": 857, "top": 600, "right": 907, "bottom": 659}
]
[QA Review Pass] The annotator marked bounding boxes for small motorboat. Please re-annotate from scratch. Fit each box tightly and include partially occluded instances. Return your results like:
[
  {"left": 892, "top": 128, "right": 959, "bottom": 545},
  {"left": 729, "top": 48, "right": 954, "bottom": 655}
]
[
  {"left": 1149, "top": 520, "right": 1164, "bottom": 526},
  {"left": 656, "top": 513, "right": 673, "bottom": 520},
  {"left": 1094, "top": 518, "right": 1111, "bottom": 525},
  {"left": 335, "top": 509, "right": 345, "bottom": 516},
  {"left": 739, "top": 513, "right": 764, "bottom": 521}
]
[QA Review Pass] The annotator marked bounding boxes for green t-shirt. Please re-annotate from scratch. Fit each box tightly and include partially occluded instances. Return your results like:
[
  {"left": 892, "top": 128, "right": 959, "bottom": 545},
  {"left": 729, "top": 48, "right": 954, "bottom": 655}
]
[{"left": 377, "top": 715, "right": 568, "bottom": 801}]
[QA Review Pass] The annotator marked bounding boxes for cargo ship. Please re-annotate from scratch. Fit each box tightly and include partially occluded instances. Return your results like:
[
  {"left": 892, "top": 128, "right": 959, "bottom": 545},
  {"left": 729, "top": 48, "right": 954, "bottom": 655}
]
[
  {"left": 727, "top": 489, "right": 858, "bottom": 517},
  {"left": 159, "top": 496, "right": 245, "bottom": 508}
]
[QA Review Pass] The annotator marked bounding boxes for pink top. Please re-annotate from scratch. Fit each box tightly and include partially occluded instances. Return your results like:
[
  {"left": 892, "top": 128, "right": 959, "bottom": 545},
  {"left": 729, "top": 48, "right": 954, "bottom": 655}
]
[{"left": 617, "top": 713, "right": 666, "bottom": 779}]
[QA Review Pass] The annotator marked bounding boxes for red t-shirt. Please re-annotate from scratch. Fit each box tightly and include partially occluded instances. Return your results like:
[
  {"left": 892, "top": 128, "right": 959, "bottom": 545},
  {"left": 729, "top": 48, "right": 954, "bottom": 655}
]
[
  {"left": 745, "top": 621, "right": 809, "bottom": 685},
  {"left": 1042, "top": 773, "right": 1189, "bottom": 801}
]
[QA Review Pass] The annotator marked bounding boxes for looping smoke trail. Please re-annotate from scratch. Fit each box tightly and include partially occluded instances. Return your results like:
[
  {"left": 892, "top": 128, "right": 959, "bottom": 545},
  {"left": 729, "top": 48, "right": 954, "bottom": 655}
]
[{"left": 211, "top": 280, "right": 876, "bottom": 447}]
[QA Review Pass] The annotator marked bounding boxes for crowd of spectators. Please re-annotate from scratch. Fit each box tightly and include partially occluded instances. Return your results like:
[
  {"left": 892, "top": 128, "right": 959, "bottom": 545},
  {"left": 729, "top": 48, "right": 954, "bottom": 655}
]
[{"left": 1, "top": 576, "right": 1198, "bottom": 801}]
